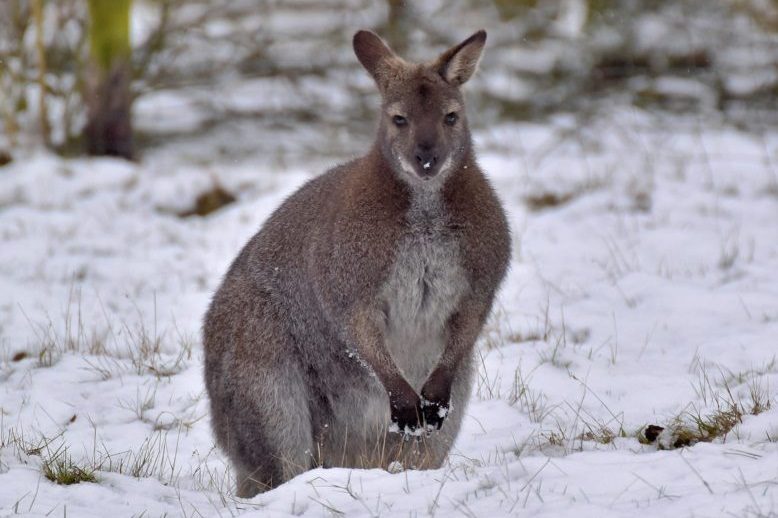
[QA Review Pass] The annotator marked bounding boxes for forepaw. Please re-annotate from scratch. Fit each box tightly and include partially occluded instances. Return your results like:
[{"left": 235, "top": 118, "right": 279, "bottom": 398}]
[{"left": 420, "top": 398, "right": 450, "bottom": 431}]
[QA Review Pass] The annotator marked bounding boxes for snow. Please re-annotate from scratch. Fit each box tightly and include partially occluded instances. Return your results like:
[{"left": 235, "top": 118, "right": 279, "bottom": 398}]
[{"left": 1, "top": 107, "right": 777, "bottom": 517}]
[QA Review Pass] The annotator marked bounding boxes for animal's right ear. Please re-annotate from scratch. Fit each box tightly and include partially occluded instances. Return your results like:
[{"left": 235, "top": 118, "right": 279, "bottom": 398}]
[{"left": 353, "top": 30, "right": 402, "bottom": 91}]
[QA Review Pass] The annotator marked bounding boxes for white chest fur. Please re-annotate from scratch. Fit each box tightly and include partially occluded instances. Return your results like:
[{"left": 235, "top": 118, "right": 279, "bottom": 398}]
[{"left": 381, "top": 190, "right": 469, "bottom": 387}]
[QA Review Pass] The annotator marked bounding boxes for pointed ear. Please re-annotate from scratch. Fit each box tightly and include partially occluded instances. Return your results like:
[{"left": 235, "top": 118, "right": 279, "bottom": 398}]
[
  {"left": 435, "top": 30, "right": 487, "bottom": 86},
  {"left": 353, "top": 30, "right": 403, "bottom": 91}
]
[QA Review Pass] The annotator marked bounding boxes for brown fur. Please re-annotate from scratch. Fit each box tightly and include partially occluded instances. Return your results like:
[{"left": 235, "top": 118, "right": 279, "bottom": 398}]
[{"left": 203, "top": 29, "right": 510, "bottom": 497}]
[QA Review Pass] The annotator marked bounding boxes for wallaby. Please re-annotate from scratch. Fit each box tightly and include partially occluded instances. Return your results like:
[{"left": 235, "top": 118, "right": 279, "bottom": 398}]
[{"left": 203, "top": 29, "right": 510, "bottom": 498}]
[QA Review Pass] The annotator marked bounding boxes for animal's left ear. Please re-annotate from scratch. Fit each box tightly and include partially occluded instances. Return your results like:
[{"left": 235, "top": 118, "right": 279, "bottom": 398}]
[{"left": 434, "top": 30, "right": 487, "bottom": 86}]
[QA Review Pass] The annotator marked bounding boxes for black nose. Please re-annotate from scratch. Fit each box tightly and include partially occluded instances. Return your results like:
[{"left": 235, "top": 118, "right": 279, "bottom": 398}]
[{"left": 415, "top": 146, "right": 438, "bottom": 172}]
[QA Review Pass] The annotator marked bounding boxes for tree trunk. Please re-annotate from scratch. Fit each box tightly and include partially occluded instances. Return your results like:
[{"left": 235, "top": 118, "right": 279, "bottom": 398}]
[
  {"left": 385, "top": 0, "right": 409, "bottom": 57},
  {"left": 84, "top": 0, "right": 133, "bottom": 159},
  {"left": 31, "top": 0, "right": 51, "bottom": 148}
]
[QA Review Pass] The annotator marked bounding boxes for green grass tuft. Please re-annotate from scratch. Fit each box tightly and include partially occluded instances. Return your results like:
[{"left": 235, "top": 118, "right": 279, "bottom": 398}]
[
  {"left": 643, "top": 402, "right": 745, "bottom": 450},
  {"left": 42, "top": 456, "right": 97, "bottom": 485}
]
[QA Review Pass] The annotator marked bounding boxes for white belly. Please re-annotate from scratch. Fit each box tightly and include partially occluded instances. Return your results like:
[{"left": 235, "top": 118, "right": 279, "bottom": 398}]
[{"left": 381, "top": 226, "right": 468, "bottom": 389}]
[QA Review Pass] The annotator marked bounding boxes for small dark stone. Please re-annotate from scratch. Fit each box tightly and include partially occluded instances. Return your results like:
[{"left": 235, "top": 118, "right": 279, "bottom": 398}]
[
  {"left": 0, "top": 150, "right": 12, "bottom": 167},
  {"left": 524, "top": 191, "right": 574, "bottom": 212},
  {"left": 179, "top": 185, "right": 237, "bottom": 218},
  {"left": 644, "top": 424, "right": 665, "bottom": 443}
]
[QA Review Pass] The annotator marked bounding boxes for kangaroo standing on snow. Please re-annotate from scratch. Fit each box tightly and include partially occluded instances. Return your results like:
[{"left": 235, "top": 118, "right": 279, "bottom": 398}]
[{"left": 204, "top": 29, "right": 510, "bottom": 497}]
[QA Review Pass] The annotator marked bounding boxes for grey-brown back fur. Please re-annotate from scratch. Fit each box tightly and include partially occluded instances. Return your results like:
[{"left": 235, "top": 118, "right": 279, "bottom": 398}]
[{"left": 203, "top": 29, "right": 510, "bottom": 497}]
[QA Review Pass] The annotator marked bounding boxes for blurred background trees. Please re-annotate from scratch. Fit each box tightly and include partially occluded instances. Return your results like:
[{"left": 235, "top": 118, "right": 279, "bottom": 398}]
[{"left": 0, "top": 0, "right": 777, "bottom": 163}]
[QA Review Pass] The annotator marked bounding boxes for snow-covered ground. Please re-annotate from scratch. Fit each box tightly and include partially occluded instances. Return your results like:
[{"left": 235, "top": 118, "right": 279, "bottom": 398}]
[{"left": 1, "top": 107, "right": 777, "bottom": 517}]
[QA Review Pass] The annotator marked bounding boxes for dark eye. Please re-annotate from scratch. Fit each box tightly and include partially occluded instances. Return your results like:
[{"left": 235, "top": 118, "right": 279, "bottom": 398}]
[
  {"left": 392, "top": 115, "right": 408, "bottom": 127},
  {"left": 445, "top": 112, "right": 458, "bottom": 125}
]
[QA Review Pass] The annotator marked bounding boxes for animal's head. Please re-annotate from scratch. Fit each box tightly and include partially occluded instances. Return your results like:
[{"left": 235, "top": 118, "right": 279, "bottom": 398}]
[{"left": 353, "top": 29, "right": 486, "bottom": 187}]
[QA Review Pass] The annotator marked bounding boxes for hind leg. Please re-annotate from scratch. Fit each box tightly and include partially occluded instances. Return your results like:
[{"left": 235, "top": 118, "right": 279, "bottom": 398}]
[
  {"left": 223, "top": 356, "right": 314, "bottom": 497},
  {"left": 205, "top": 294, "right": 315, "bottom": 497}
]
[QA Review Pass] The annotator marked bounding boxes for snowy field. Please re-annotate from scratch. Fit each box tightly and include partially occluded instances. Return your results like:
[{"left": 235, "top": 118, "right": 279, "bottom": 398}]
[{"left": 1, "top": 107, "right": 777, "bottom": 517}]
